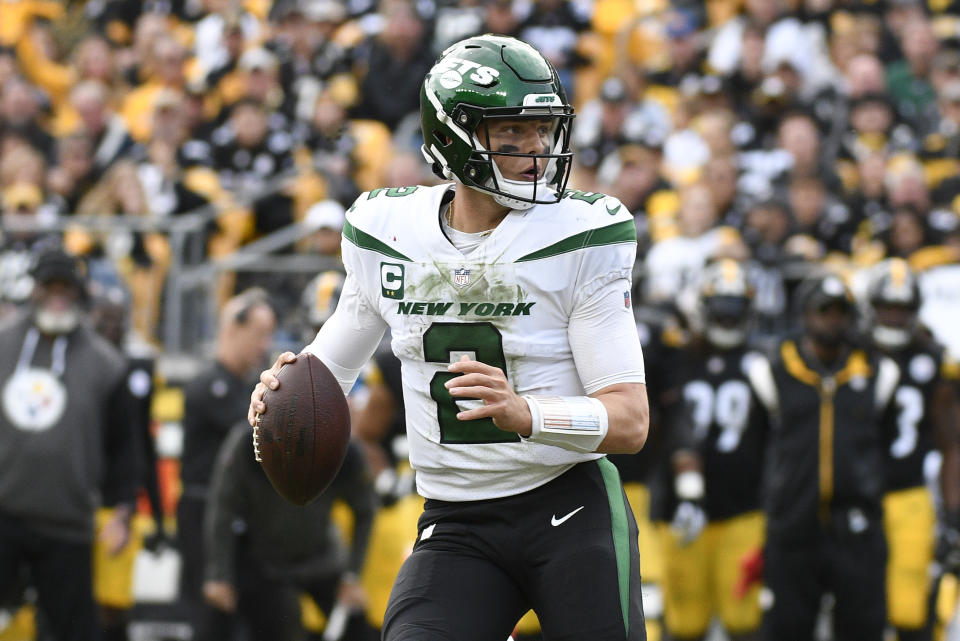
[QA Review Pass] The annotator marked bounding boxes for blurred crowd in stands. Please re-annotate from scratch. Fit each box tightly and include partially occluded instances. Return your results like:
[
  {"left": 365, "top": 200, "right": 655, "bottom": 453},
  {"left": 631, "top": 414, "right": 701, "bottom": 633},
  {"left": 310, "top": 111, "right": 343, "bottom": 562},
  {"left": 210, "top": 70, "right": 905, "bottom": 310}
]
[
  {"left": 0, "top": 0, "right": 956, "bottom": 350},
  {"left": 1, "top": 1, "right": 960, "bottom": 640}
]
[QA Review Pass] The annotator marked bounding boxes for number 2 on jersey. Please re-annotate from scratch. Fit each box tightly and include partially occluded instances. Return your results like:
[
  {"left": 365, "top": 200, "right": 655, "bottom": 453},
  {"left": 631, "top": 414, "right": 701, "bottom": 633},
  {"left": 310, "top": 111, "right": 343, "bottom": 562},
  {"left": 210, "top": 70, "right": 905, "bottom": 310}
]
[{"left": 423, "top": 322, "right": 520, "bottom": 444}]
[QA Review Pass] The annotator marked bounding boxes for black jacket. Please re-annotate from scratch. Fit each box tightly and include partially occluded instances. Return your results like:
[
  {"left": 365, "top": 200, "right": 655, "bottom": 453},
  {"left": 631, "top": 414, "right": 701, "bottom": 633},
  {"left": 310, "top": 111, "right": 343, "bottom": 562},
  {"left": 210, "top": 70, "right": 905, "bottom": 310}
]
[
  {"left": 0, "top": 312, "right": 141, "bottom": 541},
  {"left": 749, "top": 339, "right": 899, "bottom": 542},
  {"left": 204, "top": 424, "right": 376, "bottom": 586}
]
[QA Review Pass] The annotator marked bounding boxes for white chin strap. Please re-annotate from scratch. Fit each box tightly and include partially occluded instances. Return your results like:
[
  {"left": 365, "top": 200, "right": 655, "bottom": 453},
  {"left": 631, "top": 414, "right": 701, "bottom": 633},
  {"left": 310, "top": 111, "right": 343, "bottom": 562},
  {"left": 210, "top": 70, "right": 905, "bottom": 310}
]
[
  {"left": 873, "top": 325, "right": 911, "bottom": 350},
  {"left": 474, "top": 135, "right": 559, "bottom": 211},
  {"left": 706, "top": 325, "right": 746, "bottom": 349}
]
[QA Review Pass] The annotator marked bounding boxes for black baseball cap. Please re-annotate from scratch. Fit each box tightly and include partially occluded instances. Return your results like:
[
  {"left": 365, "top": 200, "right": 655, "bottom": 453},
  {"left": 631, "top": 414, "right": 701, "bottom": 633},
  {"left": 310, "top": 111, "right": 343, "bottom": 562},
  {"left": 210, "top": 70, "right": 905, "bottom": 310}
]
[{"left": 30, "top": 247, "right": 87, "bottom": 291}]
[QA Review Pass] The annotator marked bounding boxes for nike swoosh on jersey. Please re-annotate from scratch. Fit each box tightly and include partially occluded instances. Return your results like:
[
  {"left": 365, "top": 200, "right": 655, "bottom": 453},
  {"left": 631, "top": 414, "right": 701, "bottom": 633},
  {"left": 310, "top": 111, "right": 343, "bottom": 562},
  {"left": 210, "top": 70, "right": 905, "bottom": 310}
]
[
  {"left": 605, "top": 203, "right": 621, "bottom": 215},
  {"left": 551, "top": 505, "right": 585, "bottom": 526}
]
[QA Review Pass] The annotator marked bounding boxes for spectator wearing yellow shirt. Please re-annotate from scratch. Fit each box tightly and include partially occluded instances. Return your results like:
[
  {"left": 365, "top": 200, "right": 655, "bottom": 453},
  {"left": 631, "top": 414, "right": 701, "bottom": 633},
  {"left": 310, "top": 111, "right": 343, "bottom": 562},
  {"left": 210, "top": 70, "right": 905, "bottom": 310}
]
[{"left": 120, "top": 35, "right": 189, "bottom": 143}]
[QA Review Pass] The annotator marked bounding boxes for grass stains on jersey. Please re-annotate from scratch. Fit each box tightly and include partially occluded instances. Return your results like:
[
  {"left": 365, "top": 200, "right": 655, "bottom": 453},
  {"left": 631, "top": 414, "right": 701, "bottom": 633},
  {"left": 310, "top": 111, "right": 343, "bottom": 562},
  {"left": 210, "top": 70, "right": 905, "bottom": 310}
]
[{"left": 340, "top": 183, "right": 639, "bottom": 501}]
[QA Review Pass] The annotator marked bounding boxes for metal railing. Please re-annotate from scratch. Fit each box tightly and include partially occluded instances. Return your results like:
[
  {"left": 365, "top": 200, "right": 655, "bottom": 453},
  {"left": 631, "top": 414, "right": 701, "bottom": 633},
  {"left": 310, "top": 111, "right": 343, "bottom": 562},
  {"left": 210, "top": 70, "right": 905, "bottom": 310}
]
[{"left": 2, "top": 171, "right": 344, "bottom": 376}]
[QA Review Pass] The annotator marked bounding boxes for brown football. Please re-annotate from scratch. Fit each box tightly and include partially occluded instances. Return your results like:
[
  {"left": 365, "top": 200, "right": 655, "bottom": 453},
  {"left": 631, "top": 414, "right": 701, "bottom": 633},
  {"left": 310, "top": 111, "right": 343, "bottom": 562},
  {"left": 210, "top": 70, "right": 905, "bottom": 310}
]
[{"left": 254, "top": 353, "right": 350, "bottom": 505}]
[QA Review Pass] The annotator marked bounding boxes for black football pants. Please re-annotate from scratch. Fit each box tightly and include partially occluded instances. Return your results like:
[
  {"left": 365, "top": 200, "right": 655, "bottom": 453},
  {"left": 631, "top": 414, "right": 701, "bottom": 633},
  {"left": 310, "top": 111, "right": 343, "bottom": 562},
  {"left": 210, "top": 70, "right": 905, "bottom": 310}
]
[
  {"left": 0, "top": 510, "right": 100, "bottom": 641},
  {"left": 762, "top": 524, "right": 887, "bottom": 641},
  {"left": 382, "top": 458, "right": 646, "bottom": 641}
]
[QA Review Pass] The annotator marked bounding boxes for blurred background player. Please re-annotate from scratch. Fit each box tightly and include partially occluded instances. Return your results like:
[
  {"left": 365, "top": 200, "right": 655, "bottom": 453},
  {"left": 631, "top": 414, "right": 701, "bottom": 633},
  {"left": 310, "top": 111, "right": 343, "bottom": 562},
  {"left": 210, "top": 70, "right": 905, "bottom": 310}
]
[
  {"left": 861, "top": 258, "right": 960, "bottom": 641},
  {"left": 88, "top": 283, "right": 168, "bottom": 641},
  {"left": 747, "top": 272, "right": 899, "bottom": 641},
  {"left": 655, "top": 258, "right": 766, "bottom": 641},
  {"left": 202, "top": 420, "right": 376, "bottom": 641},
  {"left": 0, "top": 247, "right": 142, "bottom": 641},
  {"left": 176, "top": 287, "right": 276, "bottom": 641}
]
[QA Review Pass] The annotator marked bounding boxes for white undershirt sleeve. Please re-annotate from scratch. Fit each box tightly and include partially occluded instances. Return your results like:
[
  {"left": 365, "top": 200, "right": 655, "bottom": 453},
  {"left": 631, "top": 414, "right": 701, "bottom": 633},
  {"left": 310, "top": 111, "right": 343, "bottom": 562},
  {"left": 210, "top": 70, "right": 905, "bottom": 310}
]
[
  {"left": 302, "top": 269, "right": 388, "bottom": 395},
  {"left": 568, "top": 277, "right": 646, "bottom": 395}
]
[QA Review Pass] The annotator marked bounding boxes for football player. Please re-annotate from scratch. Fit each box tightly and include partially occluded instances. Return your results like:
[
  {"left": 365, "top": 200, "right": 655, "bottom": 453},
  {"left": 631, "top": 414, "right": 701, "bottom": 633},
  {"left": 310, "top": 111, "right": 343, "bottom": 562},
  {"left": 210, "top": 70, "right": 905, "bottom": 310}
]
[
  {"left": 654, "top": 259, "right": 766, "bottom": 641},
  {"left": 748, "top": 272, "right": 899, "bottom": 641},
  {"left": 863, "top": 258, "right": 960, "bottom": 641},
  {"left": 251, "top": 35, "right": 649, "bottom": 640}
]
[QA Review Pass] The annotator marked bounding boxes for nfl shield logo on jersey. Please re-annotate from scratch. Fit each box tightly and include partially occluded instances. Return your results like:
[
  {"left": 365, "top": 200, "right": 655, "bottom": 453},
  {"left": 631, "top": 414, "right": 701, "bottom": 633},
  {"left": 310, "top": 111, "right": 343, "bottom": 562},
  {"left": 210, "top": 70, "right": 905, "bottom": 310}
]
[{"left": 454, "top": 267, "right": 471, "bottom": 287}]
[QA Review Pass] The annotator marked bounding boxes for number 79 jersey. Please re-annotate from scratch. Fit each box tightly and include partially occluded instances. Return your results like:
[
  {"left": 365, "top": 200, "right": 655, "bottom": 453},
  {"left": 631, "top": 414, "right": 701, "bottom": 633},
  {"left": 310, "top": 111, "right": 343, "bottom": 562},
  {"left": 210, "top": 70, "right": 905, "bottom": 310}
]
[
  {"left": 676, "top": 348, "right": 768, "bottom": 521},
  {"left": 339, "top": 184, "right": 645, "bottom": 502}
]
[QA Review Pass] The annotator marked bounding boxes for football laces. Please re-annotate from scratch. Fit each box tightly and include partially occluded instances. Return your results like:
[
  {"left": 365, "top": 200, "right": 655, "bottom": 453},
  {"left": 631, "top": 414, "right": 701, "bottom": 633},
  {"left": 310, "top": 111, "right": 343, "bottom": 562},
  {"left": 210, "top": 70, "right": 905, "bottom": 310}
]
[{"left": 253, "top": 413, "right": 262, "bottom": 462}]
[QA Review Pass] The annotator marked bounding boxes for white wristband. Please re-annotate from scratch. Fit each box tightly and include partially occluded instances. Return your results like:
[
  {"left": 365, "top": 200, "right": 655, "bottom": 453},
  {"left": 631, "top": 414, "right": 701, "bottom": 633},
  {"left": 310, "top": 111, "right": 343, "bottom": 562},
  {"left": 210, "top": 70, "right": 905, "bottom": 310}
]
[
  {"left": 522, "top": 395, "right": 608, "bottom": 453},
  {"left": 675, "top": 470, "right": 705, "bottom": 501}
]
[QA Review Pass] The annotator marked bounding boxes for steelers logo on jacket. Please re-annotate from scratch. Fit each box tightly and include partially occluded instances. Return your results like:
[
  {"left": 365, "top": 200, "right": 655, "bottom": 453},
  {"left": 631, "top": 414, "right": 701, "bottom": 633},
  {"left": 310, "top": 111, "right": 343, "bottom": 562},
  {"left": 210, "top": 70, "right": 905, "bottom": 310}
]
[{"left": 2, "top": 367, "right": 67, "bottom": 432}]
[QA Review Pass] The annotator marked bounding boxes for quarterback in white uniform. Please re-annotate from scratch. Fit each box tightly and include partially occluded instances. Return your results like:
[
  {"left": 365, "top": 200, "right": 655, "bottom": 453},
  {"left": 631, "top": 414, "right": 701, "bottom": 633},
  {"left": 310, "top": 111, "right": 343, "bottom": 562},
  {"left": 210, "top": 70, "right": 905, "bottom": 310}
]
[{"left": 251, "top": 34, "right": 650, "bottom": 641}]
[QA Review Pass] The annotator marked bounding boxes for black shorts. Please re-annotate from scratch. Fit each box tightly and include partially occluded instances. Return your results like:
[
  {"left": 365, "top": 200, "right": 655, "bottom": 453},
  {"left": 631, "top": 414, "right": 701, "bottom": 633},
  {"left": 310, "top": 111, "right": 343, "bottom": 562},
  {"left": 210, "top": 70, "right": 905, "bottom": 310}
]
[
  {"left": 762, "top": 522, "right": 887, "bottom": 641},
  {"left": 383, "top": 458, "right": 646, "bottom": 641}
]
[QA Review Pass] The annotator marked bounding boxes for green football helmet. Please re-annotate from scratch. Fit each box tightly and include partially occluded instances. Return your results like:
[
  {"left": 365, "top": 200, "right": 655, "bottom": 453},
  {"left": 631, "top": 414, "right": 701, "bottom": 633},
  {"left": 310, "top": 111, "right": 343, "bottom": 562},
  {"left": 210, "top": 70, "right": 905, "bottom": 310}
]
[{"left": 420, "top": 34, "right": 575, "bottom": 210}]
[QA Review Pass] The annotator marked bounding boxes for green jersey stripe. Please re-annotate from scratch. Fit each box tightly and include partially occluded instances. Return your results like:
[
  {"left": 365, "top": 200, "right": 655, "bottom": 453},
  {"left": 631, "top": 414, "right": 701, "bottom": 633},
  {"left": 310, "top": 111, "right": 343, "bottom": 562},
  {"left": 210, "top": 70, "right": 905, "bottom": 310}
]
[
  {"left": 515, "top": 219, "right": 636, "bottom": 262},
  {"left": 343, "top": 220, "right": 413, "bottom": 261},
  {"left": 598, "top": 457, "right": 632, "bottom": 636}
]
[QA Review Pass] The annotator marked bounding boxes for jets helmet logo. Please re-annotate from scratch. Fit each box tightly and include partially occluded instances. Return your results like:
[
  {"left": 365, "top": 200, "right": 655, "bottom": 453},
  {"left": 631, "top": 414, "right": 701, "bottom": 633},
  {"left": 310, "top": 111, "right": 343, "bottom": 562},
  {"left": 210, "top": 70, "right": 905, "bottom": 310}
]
[{"left": 431, "top": 57, "right": 500, "bottom": 89}]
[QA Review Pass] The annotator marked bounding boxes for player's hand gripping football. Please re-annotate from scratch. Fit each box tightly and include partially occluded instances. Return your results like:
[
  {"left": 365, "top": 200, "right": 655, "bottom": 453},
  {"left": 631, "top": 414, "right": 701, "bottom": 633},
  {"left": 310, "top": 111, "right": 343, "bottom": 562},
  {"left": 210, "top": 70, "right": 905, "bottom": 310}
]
[
  {"left": 446, "top": 355, "right": 532, "bottom": 436},
  {"left": 248, "top": 351, "right": 298, "bottom": 427}
]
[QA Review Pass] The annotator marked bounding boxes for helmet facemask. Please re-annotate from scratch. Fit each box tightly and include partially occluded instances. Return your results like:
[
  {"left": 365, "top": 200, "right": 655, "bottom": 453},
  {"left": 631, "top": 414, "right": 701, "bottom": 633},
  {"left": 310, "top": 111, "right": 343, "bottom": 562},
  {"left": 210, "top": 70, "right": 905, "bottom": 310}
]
[
  {"left": 469, "top": 109, "right": 573, "bottom": 209},
  {"left": 694, "top": 259, "right": 754, "bottom": 349},
  {"left": 703, "top": 295, "right": 751, "bottom": 349},
  {"left": 865, "top": 258, "right": 921, "bottom": 351},
  {"left": 423, "top": 100, "right": 574, "bottom": 210},
  {"left": 871, "top": 303, "right": 918, "bottom": 350}
]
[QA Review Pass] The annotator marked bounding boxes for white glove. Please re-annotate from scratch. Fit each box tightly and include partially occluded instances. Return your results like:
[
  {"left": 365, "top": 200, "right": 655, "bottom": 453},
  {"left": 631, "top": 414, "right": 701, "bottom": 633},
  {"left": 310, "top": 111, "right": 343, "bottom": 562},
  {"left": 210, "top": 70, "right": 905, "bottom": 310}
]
[{"left": 670, "top": 500, "right": 707, "bottom": 546}]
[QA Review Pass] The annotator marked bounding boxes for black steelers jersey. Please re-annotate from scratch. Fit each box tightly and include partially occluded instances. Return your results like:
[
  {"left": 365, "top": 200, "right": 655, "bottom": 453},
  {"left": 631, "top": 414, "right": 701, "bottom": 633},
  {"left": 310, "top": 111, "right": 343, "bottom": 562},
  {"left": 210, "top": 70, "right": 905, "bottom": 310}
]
[
  {"left": 678, "top": 346, "right": 768, "bottom": 521},
  {"left": 883, "top": 338, "right": 960, "bottom": 492},
  {"left": 208, "top": 123, "right": 296, "bottom": 193}
]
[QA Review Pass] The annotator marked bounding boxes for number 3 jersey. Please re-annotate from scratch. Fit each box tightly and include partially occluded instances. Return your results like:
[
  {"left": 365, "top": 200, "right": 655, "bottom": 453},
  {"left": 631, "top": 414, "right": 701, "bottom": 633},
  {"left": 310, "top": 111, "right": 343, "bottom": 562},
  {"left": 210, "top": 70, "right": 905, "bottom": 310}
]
[
  {"left": 882, "top": 339, "right": 960, "bottom": 492},
  {"left": 310, "top": 184, "right": 646, "bottom": 502}
]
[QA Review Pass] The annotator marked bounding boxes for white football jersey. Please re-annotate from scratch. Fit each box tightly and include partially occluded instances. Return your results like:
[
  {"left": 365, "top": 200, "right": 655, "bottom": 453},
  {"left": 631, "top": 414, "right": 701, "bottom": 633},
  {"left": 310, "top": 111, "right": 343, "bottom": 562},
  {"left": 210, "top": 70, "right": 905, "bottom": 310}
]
[{"left": 325, "top": 184, "right": 644, "bottom": 501}]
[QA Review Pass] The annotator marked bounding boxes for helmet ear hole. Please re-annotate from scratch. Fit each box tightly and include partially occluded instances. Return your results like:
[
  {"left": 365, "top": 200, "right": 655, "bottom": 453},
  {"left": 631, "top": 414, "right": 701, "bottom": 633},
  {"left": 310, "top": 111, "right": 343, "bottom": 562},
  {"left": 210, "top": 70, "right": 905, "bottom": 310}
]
[
  {"left": 433, "top": 131, "right": 452, "bottom": 147},
  {"left": 429, "top": 161, "right": 447, "bottom": 180}
]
